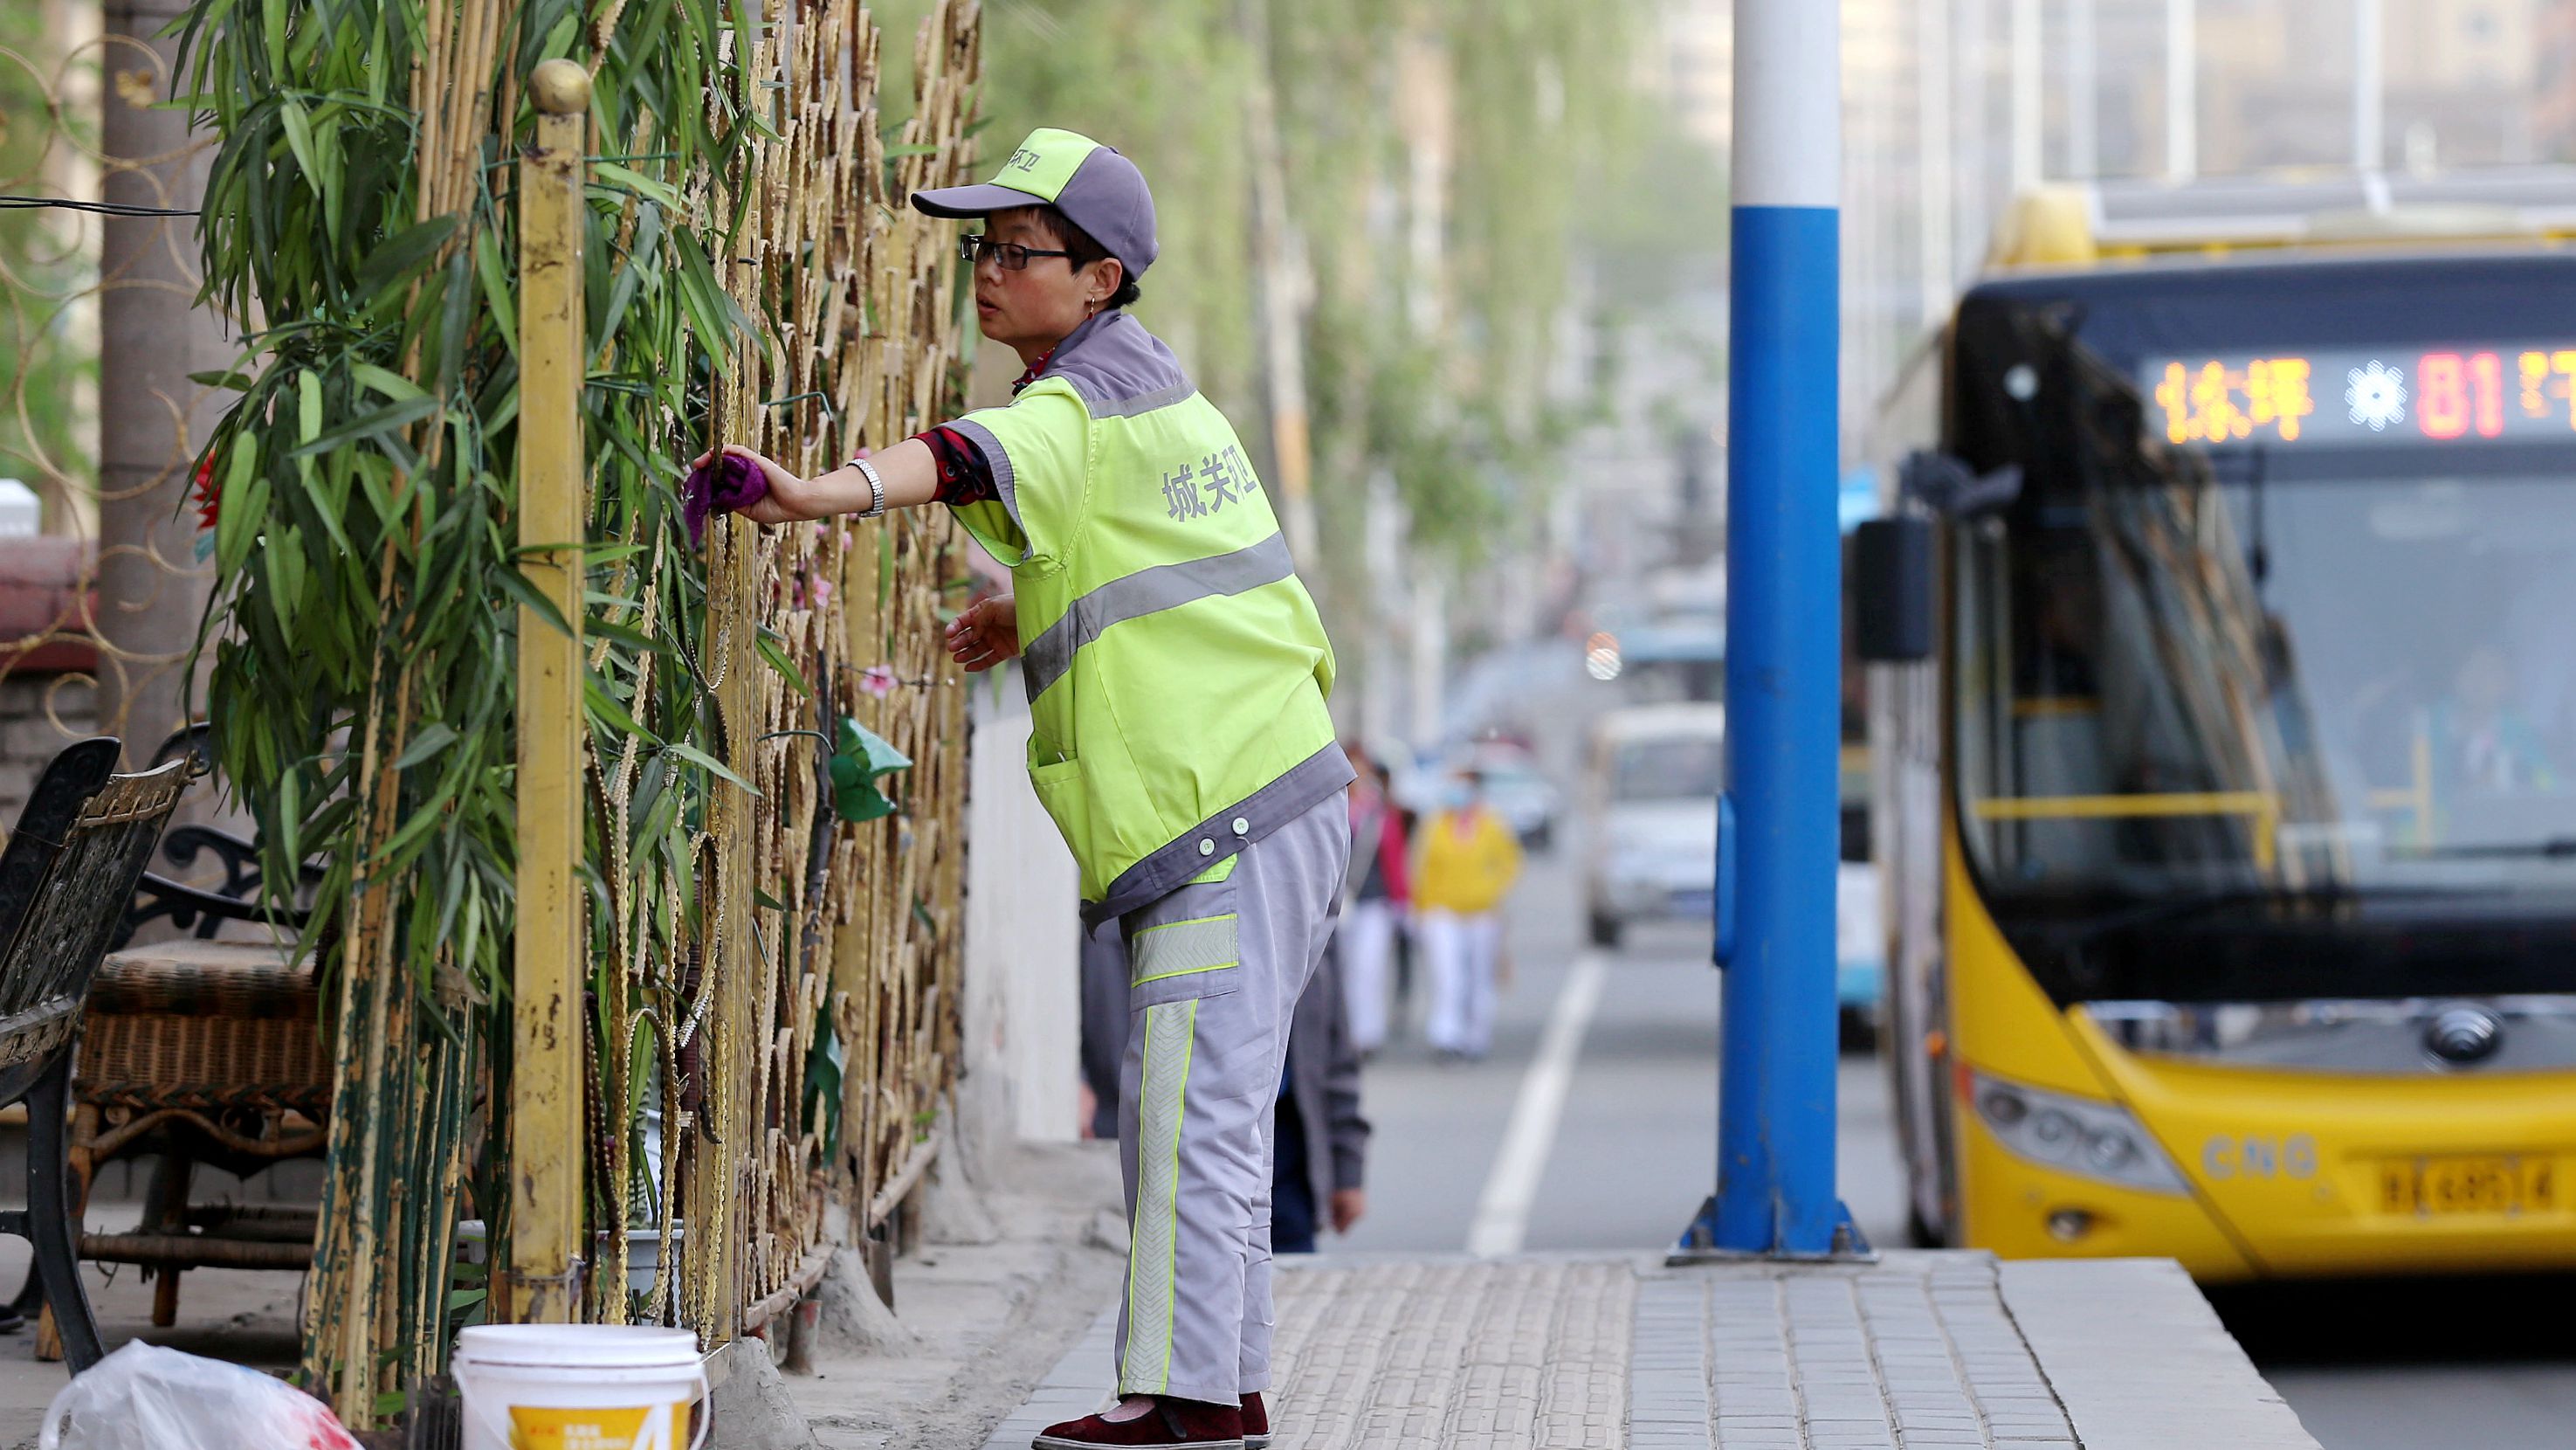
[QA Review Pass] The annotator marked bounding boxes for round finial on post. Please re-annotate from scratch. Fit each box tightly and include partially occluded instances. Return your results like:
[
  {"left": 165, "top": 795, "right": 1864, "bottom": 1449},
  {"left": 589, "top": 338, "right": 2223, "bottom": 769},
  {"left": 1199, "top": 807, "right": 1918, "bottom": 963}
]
[{"left": 530, "top": 59, "right": 591, "bottom": 116}]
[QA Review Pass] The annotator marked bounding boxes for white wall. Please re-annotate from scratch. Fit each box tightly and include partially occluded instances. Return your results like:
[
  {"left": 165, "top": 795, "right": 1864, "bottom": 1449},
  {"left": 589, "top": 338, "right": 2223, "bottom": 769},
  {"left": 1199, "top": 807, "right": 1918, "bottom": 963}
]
[{"left": 961, "top": 710, "right": 1083, "bottom": 1156}]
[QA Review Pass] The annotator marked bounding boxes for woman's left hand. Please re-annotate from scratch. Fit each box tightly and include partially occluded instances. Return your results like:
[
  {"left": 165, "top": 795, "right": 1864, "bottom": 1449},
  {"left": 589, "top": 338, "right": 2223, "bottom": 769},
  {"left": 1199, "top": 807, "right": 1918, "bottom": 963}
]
[{"left": 946, "top": 594, "right": 1021, "bottom": 672}]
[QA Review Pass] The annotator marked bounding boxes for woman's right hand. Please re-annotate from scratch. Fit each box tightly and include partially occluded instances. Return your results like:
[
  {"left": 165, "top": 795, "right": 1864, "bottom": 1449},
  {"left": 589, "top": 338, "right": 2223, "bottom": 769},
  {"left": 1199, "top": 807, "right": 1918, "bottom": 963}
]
[
  {"left": 946, "top": 594, "right": 1021, "bottom": 673},
  {"left": 688, "top": 444, "right": 831, "bottom": 524}
]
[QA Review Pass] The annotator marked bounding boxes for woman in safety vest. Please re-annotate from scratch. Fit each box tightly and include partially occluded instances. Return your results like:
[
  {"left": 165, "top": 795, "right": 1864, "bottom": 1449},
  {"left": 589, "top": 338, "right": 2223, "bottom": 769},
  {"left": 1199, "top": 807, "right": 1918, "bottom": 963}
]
[{"left": 695, "top": 128, "right": 1348, "bottom": 1450}]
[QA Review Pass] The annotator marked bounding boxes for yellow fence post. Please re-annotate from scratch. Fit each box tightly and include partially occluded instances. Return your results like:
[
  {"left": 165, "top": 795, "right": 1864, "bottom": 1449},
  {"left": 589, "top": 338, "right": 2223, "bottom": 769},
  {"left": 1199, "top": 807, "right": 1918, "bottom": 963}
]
[{"left": 509, "top": 57, "right": 591, "bottom": 1325}]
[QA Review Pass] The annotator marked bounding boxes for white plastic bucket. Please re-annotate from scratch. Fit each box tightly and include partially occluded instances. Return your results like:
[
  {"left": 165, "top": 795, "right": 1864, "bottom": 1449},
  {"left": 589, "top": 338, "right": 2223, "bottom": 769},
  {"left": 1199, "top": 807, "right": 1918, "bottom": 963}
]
[{"left": 451, "top": 1324, "right": 708, "bottom": 1450}]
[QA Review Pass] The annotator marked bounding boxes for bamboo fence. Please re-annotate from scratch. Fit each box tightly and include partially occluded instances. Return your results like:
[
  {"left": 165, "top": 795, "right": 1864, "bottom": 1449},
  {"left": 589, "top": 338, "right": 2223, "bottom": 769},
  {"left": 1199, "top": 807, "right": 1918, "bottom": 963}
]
[{"left": 623, "top": 0, "right": 982, "bottom": 1339}]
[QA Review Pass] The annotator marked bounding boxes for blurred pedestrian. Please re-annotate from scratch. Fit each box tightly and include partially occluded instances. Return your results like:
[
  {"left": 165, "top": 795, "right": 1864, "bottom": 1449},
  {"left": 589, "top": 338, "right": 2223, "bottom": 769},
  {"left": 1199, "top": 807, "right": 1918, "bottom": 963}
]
[
  {"left": 696, "top": 127, "right": 1348, "bottom": 1450},
  {"left": 1271, "top": 949, "right": 1370, "bottom": 1255},
  {"left": 1338, "top": 743, "right": 1409, "bottom": 1056},
  {"left": 1415, "top": 768, "right": 1524, "bottom": 1062},
  {"left": 1078, "top": 919, "right": 1125, "bottom": 1140}
]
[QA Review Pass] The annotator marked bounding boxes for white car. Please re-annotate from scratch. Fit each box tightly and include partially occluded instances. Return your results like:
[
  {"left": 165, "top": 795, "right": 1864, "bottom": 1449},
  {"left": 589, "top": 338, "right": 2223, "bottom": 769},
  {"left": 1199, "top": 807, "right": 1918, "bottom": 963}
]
[{"left": 1583, "top": 704, "right": 1726, "bottom": 948}]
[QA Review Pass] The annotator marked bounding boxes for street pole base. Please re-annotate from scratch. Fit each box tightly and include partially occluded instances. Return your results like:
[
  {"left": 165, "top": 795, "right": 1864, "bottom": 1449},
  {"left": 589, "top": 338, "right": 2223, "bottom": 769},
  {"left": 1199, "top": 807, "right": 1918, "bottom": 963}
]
[{"left": 1666, "top": 1194, "right": 1878, "bottom": 1267}]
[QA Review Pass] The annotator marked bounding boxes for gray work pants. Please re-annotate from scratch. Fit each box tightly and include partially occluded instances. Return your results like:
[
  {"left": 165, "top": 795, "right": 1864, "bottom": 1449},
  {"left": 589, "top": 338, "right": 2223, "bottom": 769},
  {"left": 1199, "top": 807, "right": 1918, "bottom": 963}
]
[{"left": 1108, "top": 790, "right": 1348, "bottom": 1405}]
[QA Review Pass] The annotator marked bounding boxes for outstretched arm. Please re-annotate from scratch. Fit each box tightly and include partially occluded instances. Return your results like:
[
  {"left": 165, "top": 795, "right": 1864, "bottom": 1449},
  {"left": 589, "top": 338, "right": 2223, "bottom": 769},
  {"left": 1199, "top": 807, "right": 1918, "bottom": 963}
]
[{"left": 687, "top": 438, "right": 942, "bottom": 523}]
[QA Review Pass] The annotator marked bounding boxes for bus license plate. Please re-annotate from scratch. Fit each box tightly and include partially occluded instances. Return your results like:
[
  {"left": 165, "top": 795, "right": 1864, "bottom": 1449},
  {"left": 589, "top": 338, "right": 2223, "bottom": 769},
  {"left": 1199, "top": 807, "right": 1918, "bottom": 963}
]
[{"left": 2379, "top": 1157, "right": 2556, "bottom": 1217}]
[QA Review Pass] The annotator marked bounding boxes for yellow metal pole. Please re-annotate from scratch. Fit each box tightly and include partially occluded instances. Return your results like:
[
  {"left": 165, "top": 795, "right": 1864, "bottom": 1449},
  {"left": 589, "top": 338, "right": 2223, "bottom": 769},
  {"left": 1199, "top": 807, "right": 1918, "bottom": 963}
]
[{"left": 510, "top": 57, "right": 591, "bottom": 1325}]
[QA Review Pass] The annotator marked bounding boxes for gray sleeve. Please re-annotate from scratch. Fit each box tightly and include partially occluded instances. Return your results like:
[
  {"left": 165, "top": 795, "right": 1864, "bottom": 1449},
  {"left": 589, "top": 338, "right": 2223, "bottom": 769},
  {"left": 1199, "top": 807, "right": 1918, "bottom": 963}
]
[
  {"left": 1078, "top": 920, "right": 1127, "bottom": 1139},
  {"left": 1319, "top": 955, "right": 1371, "bottom": 1191}
]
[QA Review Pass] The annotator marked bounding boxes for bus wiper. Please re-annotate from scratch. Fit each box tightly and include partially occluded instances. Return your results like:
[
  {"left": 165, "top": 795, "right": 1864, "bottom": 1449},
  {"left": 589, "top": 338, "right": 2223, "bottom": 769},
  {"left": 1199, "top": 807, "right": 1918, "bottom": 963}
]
[
  {"left": 2068, "top": 885, "right": 2365, "bottom": 943},
  {"left": 2397, "top": 838, "right": 2576, "bottom": 860}
]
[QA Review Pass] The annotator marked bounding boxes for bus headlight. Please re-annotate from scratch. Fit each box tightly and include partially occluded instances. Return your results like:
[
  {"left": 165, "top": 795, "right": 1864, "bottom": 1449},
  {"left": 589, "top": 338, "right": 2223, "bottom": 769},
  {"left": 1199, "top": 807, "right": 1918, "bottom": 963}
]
[{"left": 1970, "top": 1071, "right": 2188, "bottom": 1195}]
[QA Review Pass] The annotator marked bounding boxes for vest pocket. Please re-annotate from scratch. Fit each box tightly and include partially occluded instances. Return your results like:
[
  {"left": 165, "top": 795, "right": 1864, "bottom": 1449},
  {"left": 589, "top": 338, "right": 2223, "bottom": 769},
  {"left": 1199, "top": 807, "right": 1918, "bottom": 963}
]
[{"left": 1027, "top": 755, "right": 1093, "bottom": 888}]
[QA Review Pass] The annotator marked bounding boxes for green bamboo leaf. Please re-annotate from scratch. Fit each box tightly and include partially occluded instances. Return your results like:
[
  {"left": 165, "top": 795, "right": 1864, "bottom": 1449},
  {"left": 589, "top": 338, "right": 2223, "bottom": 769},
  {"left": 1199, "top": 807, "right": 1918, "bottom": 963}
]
[
  {"left": 393, "top": 722, "right": 460, "bottom": 771},
  {"left": 214, "top": 464, "right": 266, "bottom": 578},
  {"left": 474, "top": 225, "right": 518, "bottom": 356},
  {"left": 584, "top": 617, "right": 659, "bottom": 652},
  {"left": 349, "top": 362, "right": 427, "bottom": 403},
  {"left": 582, "top": 672, "right": 657, "bottom": 742},
  {"left": 590, "top": 162, "right": 682, "bottom": 211},
  {"left": 259, "top": 0, "right": 285, "bottom": 77},
  {"left": 260, "top": 523, "right": 305, "bottom": 632},
  {"left": 286, "top": 397, "right": 440, "bottom": 459},
  {"left": 277, "top": 95, "right": 319, "bottom": 183},
  {"left": 661, "top": 741, "right": 754, "bottom": 792},
  {"left": 494, "top": 564, "right": 575, "bottom": 639},
  {"left": 352, "top": 215, "right": 457, "bottom": 296},
  {"left": 754, "top": 631, "right": 809, "bottom": 699},
  {"left": 296, "top": 369, "right": 321, "bottom": 447}
]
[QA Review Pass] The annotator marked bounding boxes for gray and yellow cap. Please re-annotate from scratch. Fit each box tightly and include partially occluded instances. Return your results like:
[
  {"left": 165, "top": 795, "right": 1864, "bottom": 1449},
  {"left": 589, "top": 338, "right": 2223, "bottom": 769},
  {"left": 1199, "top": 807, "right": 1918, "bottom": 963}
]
[{"left": 910, "top": 128, "right": 1159, "bottom": 280}]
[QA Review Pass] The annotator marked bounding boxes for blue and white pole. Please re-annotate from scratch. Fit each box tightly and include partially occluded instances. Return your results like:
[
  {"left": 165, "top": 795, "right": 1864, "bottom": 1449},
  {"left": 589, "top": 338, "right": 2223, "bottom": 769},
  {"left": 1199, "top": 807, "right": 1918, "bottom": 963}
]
[{"left": 1675, "top": 0, "right": 1869, "bottom": 1261}]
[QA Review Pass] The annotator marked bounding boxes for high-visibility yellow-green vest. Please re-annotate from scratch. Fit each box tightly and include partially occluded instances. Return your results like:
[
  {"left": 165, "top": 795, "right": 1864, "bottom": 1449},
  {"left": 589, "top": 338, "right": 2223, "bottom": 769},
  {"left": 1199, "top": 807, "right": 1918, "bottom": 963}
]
[{"left": 944, "top": 310, "right": 1351, "bottom": 923}]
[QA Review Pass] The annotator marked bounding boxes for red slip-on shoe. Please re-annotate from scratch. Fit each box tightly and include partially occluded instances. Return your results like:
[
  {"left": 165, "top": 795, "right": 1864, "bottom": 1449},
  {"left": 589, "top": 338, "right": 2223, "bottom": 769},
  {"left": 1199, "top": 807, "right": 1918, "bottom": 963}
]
[
  {"left": 1240, "top": 1392, "right": 1270, "bottom": 1449},
  {"left": 1033, "top": 1398, "right": 1243, "bottom": 1450}
]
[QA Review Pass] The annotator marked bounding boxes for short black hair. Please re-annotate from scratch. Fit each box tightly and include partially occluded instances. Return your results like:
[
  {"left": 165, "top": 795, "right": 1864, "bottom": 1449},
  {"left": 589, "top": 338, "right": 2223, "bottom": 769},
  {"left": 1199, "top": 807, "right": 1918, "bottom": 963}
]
[{"left": 1036, "top": 204, "right": 1141, "bottom": 310}]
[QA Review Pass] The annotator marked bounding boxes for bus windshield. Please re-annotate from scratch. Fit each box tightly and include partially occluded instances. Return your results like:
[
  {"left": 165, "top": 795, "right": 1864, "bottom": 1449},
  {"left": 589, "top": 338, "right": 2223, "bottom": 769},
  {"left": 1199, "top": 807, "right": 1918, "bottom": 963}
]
[
  {"left": 1960, "top": 466, "right": 2576, "bottom": 900},
  {"left": 1939, "top": 257, "right": 2576, "bottom": 1002}
]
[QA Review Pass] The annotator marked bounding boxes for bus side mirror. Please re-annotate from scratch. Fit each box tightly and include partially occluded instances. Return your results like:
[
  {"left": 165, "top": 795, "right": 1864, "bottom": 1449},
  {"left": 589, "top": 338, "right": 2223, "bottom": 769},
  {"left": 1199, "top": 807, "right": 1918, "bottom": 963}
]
[{"left": 1854, "top": 515, "right": 1933, "bottom": 663}]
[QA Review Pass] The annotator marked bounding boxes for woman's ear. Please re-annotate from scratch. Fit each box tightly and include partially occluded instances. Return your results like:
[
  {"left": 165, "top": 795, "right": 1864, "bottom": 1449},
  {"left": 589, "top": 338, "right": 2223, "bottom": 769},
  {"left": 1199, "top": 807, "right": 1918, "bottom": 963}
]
[{"left": 1092, "top": 259, "right": 1125, "bottom": 307}]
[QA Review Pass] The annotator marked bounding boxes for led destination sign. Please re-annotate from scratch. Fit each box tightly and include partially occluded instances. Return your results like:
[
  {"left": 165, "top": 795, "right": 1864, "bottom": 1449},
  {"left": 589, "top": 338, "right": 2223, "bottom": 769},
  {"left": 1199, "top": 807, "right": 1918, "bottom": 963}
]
[{"left": 2143, "top": 345, "right": 2576, "bottom": 448}]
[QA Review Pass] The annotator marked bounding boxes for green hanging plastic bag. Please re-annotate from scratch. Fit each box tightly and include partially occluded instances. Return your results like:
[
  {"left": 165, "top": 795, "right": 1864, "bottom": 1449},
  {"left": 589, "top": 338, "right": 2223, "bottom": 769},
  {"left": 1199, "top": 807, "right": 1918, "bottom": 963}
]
[{"left": 829, "top": 716, "right": 912, "bottom": 824}]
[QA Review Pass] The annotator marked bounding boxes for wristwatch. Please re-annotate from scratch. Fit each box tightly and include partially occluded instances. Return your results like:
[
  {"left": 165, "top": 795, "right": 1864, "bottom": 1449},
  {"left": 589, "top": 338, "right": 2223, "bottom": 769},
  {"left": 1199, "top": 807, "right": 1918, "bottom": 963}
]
[{"left": 849, "top": 454, "right": 886, "bottom": 519}]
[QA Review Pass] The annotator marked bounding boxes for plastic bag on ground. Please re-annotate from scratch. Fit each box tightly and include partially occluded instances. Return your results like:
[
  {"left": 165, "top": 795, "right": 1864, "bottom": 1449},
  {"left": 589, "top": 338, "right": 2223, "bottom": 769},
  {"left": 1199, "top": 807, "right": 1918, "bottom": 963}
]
[{"left": 38, "top": 1341, "right": 362, "bottom": 1450}]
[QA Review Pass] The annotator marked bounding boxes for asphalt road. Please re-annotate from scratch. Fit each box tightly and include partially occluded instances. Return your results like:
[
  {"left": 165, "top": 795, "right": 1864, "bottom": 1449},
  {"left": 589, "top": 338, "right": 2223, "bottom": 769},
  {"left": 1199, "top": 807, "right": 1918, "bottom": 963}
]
[{"left": 1336, "top": 677, "right": 2576, "bottom": 1448}]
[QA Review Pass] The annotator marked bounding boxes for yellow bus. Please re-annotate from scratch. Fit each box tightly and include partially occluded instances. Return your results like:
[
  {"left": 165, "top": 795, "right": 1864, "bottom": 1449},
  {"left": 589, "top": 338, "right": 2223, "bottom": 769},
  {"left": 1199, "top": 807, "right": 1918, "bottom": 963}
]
[{"left": 1858, "top": 173, "right": 2576, "bottom": 1281}]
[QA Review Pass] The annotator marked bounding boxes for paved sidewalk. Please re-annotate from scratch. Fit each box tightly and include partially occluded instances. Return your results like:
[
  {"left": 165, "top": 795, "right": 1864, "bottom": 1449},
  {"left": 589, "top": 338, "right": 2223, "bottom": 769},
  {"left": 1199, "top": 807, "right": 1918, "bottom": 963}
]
[{"left": 982, "top": 1251, "right": 2321, "bottom": 1450}]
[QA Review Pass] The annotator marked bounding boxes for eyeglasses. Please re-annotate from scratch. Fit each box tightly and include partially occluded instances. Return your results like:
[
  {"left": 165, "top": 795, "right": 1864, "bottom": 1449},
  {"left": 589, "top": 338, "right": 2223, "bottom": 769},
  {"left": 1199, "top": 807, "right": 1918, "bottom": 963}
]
[{"left": 959, "top": 234, "right": 1075, "bottom": 271}]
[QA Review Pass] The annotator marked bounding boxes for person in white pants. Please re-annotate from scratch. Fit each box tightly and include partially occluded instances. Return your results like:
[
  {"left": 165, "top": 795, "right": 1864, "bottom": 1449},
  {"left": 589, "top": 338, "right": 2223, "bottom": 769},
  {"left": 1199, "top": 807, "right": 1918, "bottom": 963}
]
[
  {"left": 1417, "top": 908, "right": 1503, "bottom": 1059},
  {"left": 1412, "top": 769, "right": 1522, "bottom": 1062}
]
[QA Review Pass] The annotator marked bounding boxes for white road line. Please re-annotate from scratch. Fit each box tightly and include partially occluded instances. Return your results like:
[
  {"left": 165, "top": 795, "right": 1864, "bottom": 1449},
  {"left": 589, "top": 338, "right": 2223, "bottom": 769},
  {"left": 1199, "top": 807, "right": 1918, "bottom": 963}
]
[{"left": 1465, "top": 950, "right": 1609, "bottom": 1259}]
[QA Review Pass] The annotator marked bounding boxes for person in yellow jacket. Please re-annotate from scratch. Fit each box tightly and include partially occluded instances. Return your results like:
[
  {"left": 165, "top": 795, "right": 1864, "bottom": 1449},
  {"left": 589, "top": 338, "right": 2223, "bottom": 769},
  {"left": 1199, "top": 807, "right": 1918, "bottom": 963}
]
[{"left": 1413, "top": 767, "right": 1524, "bottom": 1061}]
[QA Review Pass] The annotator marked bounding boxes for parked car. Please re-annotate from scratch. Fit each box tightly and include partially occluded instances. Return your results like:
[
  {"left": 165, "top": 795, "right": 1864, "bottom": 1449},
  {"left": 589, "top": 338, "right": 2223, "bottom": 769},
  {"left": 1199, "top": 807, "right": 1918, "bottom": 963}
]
[{"left": 1583, "top": 704, "right": 1725, "bottom": 948}]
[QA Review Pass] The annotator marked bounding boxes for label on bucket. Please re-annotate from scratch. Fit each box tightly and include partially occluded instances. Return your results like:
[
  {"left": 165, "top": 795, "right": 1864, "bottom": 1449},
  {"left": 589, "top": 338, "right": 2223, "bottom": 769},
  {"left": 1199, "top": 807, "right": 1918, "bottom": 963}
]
[{"left": 506, "top": 1401, "right": 692, "bottom": 1450}]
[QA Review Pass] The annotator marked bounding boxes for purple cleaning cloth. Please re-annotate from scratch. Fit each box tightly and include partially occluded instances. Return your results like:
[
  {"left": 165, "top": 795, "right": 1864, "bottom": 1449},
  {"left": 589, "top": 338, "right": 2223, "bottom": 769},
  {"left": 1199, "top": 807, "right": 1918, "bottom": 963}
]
[{"left": 684, "top": 452, "right": 767, "bottom": 545}]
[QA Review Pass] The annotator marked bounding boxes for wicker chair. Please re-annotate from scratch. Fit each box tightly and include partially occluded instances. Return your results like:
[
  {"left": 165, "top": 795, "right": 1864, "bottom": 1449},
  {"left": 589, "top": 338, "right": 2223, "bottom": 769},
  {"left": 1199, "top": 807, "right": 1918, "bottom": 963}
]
[
  {"left": 26, "top": 731, "right": 325, "bottom": 1360},
  {"left": 0, "top": 737, "right": 191, "bottom": 1372}
]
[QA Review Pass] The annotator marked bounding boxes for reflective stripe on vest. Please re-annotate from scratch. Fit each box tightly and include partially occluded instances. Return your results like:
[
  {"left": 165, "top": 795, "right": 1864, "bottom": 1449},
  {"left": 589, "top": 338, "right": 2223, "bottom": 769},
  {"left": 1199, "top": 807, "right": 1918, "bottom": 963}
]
[{"left": 1022, "top": 533, "right": 1298, "bottom": 701}]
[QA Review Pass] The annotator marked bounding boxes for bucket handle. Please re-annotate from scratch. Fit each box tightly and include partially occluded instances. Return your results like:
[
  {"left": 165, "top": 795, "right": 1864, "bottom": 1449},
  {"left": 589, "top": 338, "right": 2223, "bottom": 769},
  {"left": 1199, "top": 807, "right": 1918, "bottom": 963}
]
[{"left": 461, "top": 1364, "right": 712, "bottom": 1450}]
